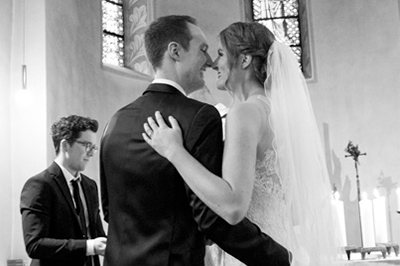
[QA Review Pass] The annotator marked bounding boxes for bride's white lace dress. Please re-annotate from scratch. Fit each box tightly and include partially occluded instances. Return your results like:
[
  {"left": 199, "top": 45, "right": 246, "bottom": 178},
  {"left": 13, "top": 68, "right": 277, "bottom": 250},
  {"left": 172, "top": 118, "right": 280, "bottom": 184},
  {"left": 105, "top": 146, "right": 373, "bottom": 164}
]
[
  {"left": 205, "top": 145, "right": 342, "bottom": 266},
  {"left": 205, "top": 148, "right": 289, "bottom": 266}
]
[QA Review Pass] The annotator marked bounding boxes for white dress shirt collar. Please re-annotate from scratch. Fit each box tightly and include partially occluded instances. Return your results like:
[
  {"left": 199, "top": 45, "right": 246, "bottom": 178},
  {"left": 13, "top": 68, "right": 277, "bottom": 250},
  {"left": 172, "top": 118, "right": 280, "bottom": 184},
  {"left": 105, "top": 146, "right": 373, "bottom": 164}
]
[
  {"left": 214, "top": 103, "right": 229, "bottom": 118},
  {"left": 152, "top": 78, "right": 186, "bottom": 96}
]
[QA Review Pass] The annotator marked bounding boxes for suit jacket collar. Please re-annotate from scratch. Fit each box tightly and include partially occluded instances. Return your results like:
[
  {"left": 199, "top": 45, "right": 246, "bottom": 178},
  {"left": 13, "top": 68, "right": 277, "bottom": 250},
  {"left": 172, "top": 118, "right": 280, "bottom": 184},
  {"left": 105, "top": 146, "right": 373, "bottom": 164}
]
[
  {"left": 151, "top": 78, "right": 186, "bottom": 95},
  {"left": 50, "top": 162, "right": 92, "bottom": 234},
  {"left": 49, "top": 162, "right": 77, "bottom": 216},
  {"left": 48, "top": 160, "right": 64, "bottom": 177},
  {"left": 144, "top": 83, "right": 186, "bottom": 97}
]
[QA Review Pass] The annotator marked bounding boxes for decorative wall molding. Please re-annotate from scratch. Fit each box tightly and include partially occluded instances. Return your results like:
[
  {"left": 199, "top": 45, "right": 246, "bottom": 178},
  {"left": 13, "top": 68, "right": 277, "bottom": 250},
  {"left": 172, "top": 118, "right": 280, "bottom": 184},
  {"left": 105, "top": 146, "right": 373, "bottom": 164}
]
[{"left": 124, "top": 0, "right": 154, "bottom": 77}]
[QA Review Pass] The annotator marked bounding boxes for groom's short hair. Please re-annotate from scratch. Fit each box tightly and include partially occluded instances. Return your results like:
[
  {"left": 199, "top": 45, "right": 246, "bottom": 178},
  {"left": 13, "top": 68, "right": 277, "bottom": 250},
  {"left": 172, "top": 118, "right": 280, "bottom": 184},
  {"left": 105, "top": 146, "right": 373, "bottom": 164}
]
[{"left": 144, "top": 15, "right": 196, "bottom": 70}]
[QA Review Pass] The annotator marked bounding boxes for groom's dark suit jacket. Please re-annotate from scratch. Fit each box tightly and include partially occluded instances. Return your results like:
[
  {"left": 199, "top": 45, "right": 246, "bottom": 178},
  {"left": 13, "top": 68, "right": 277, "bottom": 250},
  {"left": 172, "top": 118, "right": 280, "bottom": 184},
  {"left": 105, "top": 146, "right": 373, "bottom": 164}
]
[
  {"left": 20, "top": 162, "right": 106, "bottom": 266},
  {"left": 100, "top": 83, "right": 289, "bottom": 266}
]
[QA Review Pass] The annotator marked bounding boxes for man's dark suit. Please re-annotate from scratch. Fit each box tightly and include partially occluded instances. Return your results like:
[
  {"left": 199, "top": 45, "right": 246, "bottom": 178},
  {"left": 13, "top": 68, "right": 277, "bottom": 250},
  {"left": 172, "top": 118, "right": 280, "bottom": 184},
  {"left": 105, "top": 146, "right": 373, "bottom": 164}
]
[
  {"left": 100, "top": 83, "right": 289, "bottom": 266},
  {"left": 20, "top": 162, "right": 106, "bottom": 266}
]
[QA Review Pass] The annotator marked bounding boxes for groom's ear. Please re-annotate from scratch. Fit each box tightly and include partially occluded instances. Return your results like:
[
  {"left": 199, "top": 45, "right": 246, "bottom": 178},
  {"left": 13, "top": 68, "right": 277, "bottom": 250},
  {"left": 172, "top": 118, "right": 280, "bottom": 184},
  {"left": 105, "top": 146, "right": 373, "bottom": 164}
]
[
  {"left": 167, "top": 42, "right": 181, "bottom": 62},
  {"left": 240, "top": 54, "right": 252, "bottom": 69}
]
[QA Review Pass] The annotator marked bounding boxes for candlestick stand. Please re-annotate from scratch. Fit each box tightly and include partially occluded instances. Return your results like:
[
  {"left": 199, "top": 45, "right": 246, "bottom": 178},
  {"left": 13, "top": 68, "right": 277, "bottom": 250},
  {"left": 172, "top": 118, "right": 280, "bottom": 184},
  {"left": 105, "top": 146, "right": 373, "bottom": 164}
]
[{"left": 343, "top": 142, "right": 388, "bottom": 259}]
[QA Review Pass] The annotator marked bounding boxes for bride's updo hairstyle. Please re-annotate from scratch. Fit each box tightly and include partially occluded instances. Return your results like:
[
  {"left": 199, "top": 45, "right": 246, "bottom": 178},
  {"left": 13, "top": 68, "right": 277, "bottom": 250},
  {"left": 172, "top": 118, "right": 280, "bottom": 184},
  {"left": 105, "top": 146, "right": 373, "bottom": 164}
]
[{"left": 219, "top": 22, "right": 275, "bottom": 86}]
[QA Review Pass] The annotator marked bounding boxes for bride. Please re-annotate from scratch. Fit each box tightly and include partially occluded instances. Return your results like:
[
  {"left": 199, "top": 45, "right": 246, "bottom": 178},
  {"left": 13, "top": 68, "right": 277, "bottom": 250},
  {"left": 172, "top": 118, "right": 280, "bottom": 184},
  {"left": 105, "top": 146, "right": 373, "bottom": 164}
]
[{"left": 144, "top": 22, "right": 343, "bottom": 265}]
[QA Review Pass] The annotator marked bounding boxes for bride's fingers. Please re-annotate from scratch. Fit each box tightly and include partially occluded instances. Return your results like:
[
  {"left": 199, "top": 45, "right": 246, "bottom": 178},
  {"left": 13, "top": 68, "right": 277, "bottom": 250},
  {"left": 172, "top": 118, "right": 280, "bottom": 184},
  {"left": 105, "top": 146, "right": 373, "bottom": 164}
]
[
  {"left": 168, "top": 116, "right": 180, "bottom": 130},
  {"left": 142, "top": 132, "right": 151, "bottom": 143},
  {"left": 155, "top": 111, "right": 168, "bottom": 128},
  {"left": 143, "top": 123, "right": 153, "bottom": 137},
  {"left": 147, "top": 116, "right": 158, "bottom": 131}
]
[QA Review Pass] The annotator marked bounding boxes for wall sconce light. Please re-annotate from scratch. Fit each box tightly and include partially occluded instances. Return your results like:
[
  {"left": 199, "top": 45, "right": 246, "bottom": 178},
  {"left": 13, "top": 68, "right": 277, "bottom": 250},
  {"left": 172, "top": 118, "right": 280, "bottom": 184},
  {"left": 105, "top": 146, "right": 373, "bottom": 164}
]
[
  {"left": 22, "top": 65, "right": 27, "bottom": 89},
  {"left": 22, "top": 0, "right": 27, "bottom": 90},
  {"left": 16, "top": 0, "right": 31, "bottom": 107}
]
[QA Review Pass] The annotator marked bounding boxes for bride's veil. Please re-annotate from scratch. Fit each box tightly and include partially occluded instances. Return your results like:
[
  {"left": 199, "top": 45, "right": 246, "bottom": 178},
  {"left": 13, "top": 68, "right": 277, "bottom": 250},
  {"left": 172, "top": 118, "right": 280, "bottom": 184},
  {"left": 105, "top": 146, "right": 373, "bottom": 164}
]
[{"left": 265, "top": 41, "right": 344, "bottom": 265}]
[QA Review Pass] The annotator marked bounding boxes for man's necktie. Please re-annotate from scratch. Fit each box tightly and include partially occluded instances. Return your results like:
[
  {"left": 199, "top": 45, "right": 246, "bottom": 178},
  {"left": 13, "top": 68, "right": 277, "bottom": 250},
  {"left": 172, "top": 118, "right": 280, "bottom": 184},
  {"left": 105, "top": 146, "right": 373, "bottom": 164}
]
[{"left": 71, "top": 179, "right": 87, "bottom": 238}]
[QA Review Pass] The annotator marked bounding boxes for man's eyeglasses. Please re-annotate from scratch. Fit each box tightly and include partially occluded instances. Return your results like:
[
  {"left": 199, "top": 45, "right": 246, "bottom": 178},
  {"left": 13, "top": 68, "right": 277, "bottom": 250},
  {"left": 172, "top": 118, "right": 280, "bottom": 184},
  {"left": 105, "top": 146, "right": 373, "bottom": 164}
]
[{"left": 75, "top": 140, "right": 99, "bottom": 153}]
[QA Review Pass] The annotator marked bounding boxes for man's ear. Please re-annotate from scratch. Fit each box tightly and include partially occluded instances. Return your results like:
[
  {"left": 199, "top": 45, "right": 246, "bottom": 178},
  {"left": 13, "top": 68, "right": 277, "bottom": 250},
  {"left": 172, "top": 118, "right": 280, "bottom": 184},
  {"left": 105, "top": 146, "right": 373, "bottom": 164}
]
[
  {"left": 241, "top": 54, "right": 252, "bottom": 69},
  {"left": 167, "top": 42, "right": 180, "bottom": 61},
  {"left": 60, "top": 139, "right": 69, "bottom": 152}
]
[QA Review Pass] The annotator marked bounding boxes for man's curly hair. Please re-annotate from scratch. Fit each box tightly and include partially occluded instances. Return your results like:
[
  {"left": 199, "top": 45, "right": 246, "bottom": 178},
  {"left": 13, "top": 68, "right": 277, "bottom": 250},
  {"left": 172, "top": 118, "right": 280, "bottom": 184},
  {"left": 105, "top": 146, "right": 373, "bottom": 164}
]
[{"left": 51, "top": 115, "right": 98, "bottom": 154}]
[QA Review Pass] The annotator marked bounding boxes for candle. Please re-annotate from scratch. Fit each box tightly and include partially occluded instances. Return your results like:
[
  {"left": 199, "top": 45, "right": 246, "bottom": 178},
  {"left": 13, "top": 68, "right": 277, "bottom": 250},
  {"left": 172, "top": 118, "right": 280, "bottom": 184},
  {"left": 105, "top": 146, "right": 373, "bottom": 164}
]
[
  {"left": 372, "top": 189, "right": 388, "bottom": 243},
  {"left": 396, "top": 188, "right": 400, "bottom": 211},
  {"left": 359, "top": 192, "right": 376, "bottom": 247},
  {"left": 332, "top": 192, "right": 347, "bottom": 246}
]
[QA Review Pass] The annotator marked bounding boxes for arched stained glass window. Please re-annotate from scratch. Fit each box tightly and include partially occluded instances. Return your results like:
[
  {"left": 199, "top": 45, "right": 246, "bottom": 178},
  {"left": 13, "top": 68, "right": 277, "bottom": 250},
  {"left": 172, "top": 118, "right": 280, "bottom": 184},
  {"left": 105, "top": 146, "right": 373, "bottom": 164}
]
[
  {"left": 102, "top": 0, "right": 124, "bottom": 67},
  {"left": 102, "top": 0, "right": 153, "bottom": 77},
  {"left": 245, "top": 0, "right": 313, "bottom": 79}
]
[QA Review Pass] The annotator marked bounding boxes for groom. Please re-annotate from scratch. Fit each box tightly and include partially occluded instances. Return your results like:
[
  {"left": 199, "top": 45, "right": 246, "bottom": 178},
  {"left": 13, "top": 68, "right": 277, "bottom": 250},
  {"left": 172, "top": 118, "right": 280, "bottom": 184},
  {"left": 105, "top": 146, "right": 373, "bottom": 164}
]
[{"left": 100, "top": 15, "right": 290, "bottom": 266}]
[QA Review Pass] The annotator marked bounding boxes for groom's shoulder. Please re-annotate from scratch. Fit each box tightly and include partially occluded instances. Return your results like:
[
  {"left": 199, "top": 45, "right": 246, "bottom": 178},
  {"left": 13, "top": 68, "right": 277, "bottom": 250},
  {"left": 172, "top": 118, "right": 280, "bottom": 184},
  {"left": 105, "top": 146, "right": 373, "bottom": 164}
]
[{"left": 183, "top": 98, "right": 221, "bottom": 119}]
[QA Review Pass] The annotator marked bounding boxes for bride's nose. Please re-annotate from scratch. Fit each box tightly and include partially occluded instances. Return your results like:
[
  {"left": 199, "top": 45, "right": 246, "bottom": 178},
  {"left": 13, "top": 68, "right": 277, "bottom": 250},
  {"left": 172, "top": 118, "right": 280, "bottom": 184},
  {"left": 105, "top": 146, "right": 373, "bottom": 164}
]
[{"left": 212, "top": 56, "right": 220, "bottom": 70}]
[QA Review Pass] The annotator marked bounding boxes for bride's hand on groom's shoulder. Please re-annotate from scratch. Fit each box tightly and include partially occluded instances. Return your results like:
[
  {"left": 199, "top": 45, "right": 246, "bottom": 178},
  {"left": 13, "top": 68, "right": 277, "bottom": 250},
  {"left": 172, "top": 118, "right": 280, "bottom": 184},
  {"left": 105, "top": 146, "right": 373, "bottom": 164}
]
[{"left": 143, "top": 111, "right": 184, "bottom": 161}]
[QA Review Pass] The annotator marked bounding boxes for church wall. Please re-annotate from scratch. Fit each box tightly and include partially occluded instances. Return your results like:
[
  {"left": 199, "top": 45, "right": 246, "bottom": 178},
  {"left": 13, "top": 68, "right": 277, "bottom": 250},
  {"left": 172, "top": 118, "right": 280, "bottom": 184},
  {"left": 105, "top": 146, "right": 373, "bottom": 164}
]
[{"left": 308, "top": 0, "right": 400, "bottom": 246}]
